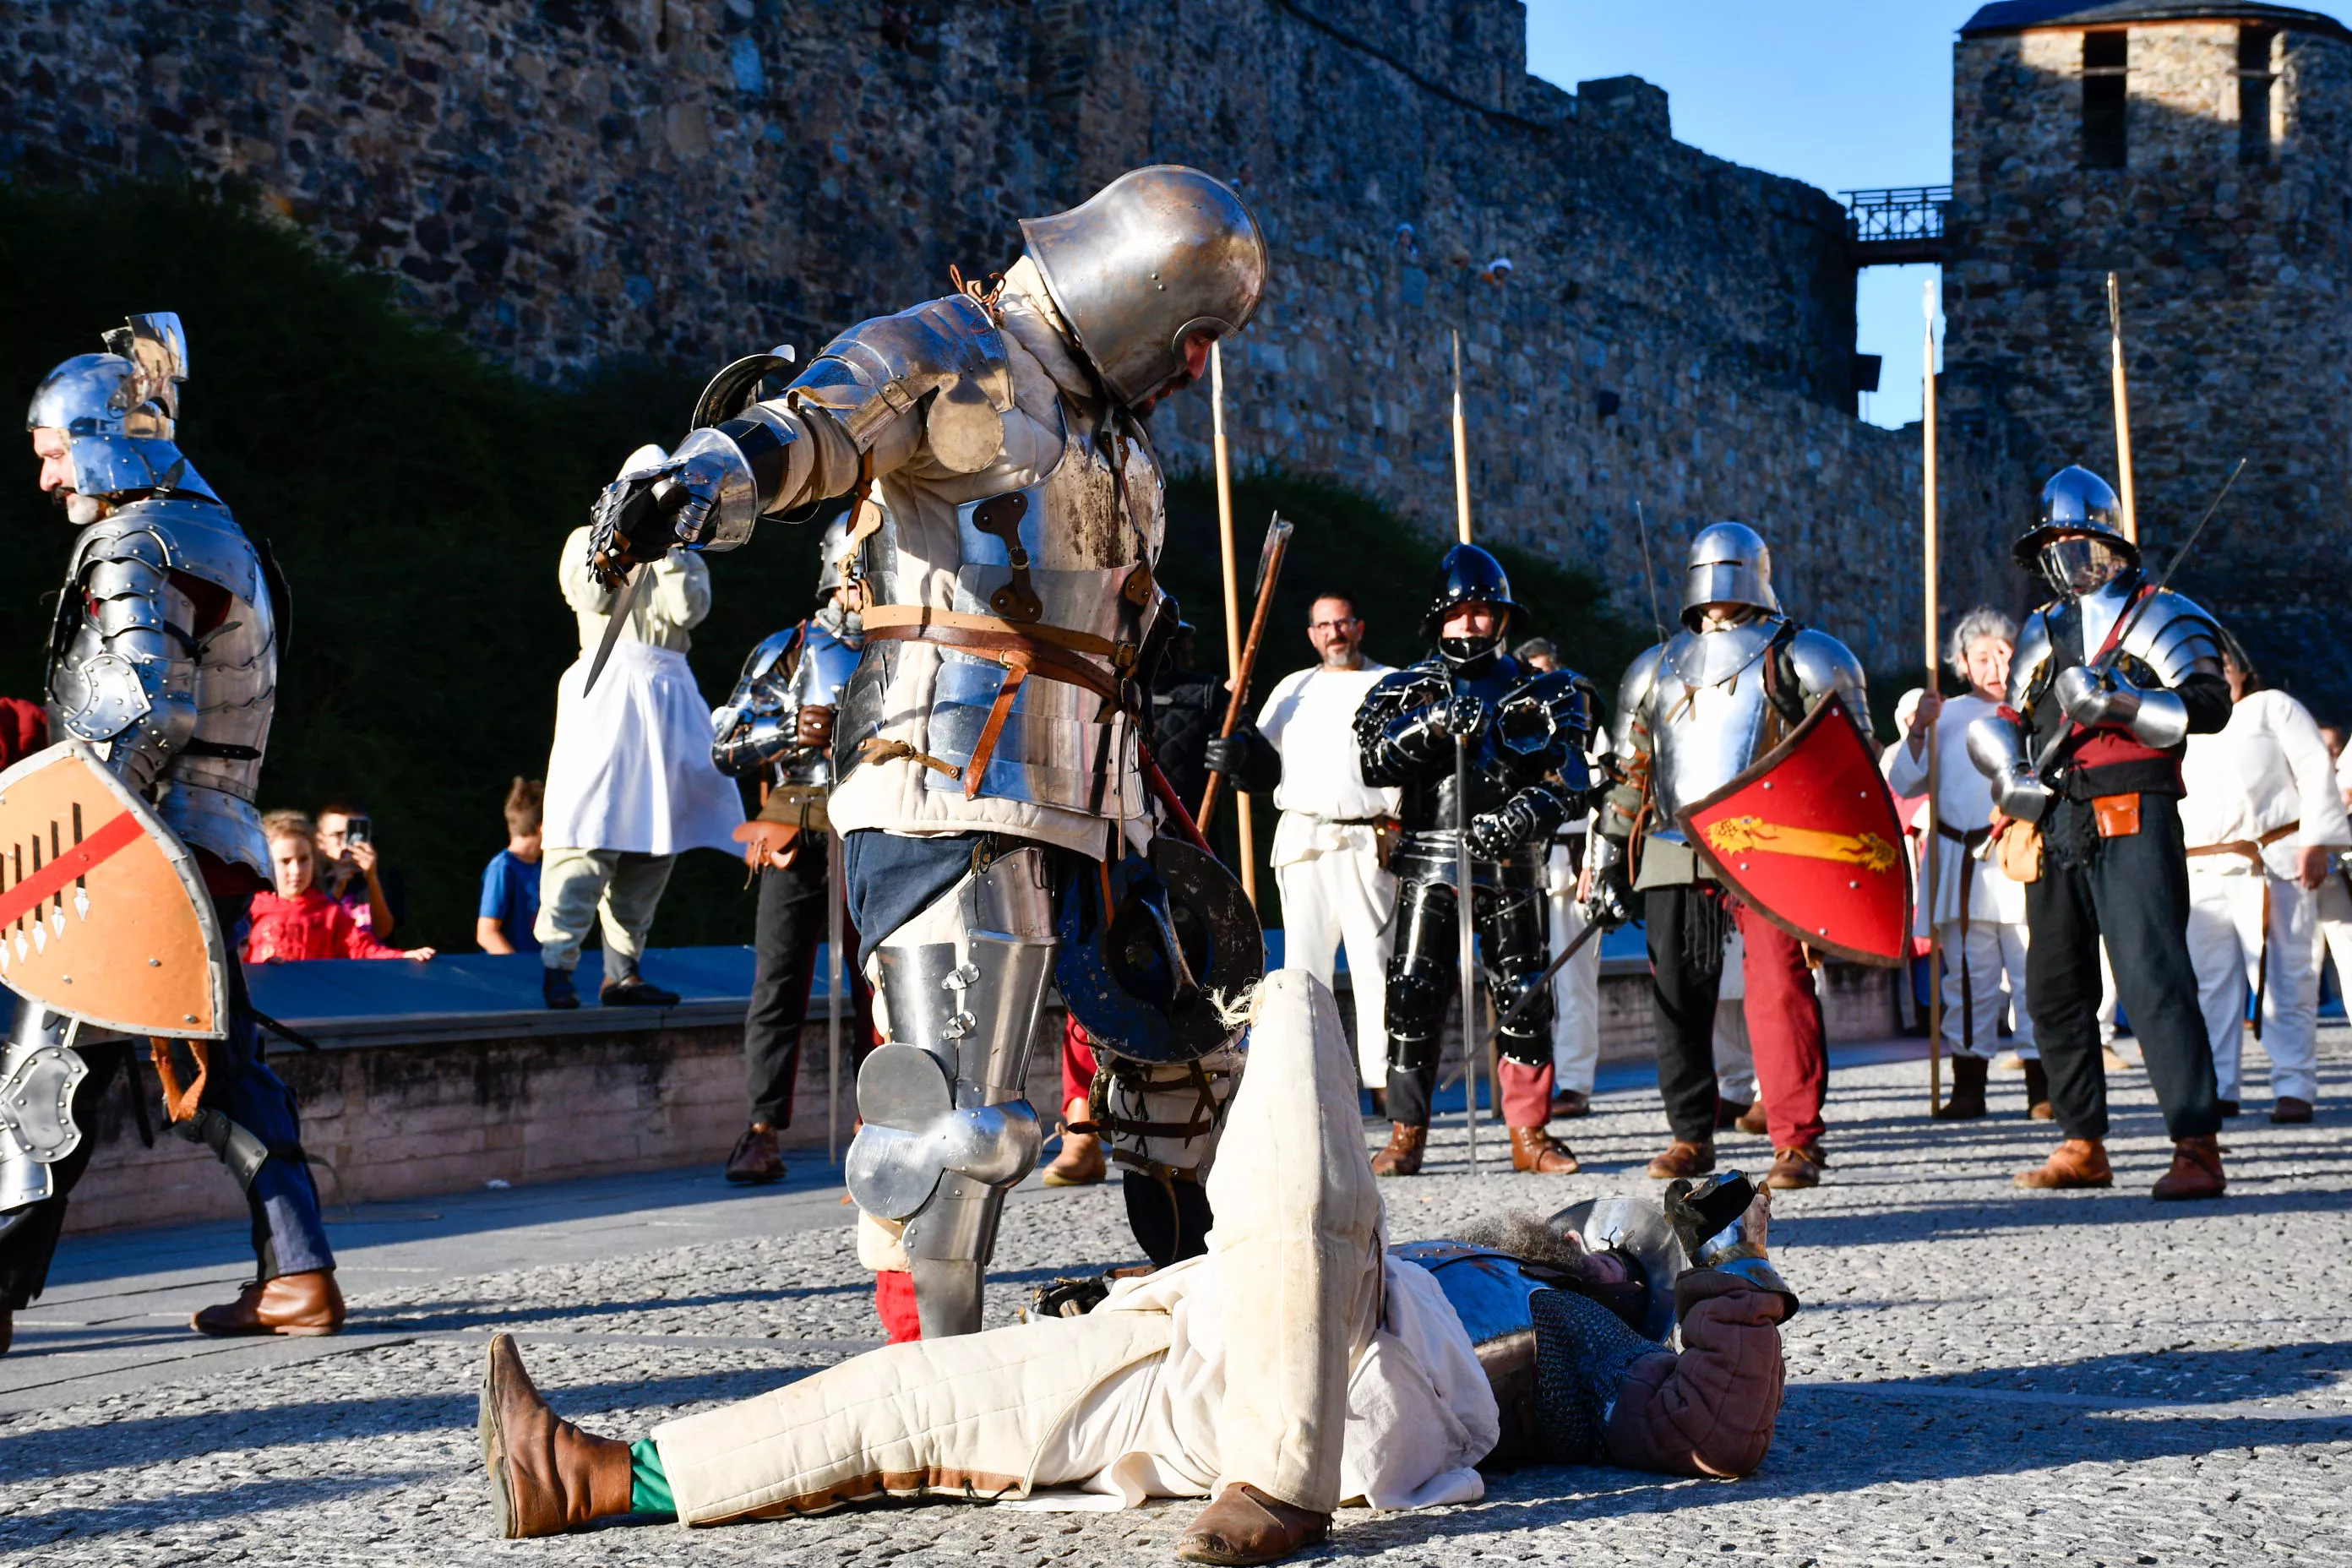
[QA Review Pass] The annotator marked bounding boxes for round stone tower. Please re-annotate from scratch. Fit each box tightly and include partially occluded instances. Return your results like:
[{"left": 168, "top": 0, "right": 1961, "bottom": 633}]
[{"left": 1941, "top": 2, "right": 2352, "bottom": 716}]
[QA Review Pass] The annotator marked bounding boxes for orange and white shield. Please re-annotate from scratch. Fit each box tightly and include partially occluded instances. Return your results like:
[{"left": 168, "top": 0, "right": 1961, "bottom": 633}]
[
  {"left": 1678, "top": 694, "right": 1911, "bottom": 968},
  {"left": 0, "top": 741, "right": 231, "bottom": 1038}
]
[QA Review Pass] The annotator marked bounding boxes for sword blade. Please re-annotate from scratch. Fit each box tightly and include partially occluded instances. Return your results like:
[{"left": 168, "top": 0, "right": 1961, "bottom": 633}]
[
  {"left": 1456, "top": 734, "right": 1481, "bottom": 1175},
  {"left": 582, "top": 564, "right": 650, "bottom": 696}
]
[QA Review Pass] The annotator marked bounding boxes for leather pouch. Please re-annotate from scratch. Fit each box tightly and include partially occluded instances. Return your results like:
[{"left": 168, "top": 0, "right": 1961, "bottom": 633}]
[
  {"left": 1994, "top": 816, "right": 2041, "bottom": 885},
  {"left": 2092, "top": 792, "right": 2142, "bottom": 839}
]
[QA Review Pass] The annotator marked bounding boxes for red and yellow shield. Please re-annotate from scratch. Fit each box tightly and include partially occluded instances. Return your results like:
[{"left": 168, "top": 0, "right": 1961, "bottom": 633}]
[
  {"left": 0, "top": 741, "right": 231, "bottom": 1037},
  {"left": 1677, "top": 694, "right": 1910, "bottom": 967}
]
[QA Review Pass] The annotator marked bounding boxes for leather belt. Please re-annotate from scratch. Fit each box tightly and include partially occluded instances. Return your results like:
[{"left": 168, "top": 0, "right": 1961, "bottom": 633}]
[
  {"left": 2186, "top": 820, "right": 2298, "bottom": 1039},
  {"left": 859, "top": 603, "right": 1127, "bottom": 801}
]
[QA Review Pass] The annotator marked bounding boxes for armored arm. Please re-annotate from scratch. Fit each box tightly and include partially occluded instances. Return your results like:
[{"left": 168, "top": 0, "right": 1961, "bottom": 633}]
[
  {"left": 1785, "top": 629, "right": 1873, "bottom": 743},
  {"left": 47, "top": 524, "right": 199, "bottom": 792},
  {"left": 710, "top": 628, "right": 804, "bottom": 778},
  {"left": 1355, "top": 667, "right": 1471, "bottom": 787},
  {"left": 591, "top": 296, "right": 1015, "bottom": 578},
  {"left": 2052, "top": 591, "right": 2229, "bottom": 747},
  {"left": 1596, "top": 645, "right": 1661, "bottom": 844},
  {"left": 1966, "top": 708, "right": 2053, "bottom": 823}
]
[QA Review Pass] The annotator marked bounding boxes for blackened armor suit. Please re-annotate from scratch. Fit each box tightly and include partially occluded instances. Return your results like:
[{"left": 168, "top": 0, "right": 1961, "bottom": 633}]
[{"left": 1355, "top": 654, "right": 1595, "bottom": 1130}]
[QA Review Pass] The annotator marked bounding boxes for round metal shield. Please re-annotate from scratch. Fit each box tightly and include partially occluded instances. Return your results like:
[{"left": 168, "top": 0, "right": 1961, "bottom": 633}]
[
  {"left": 1056, "top": 838, "right": 1263, "bottom": 1064},
  {"left": 1549, "top": 1195, "right": 1685, "bottom": 1343}
]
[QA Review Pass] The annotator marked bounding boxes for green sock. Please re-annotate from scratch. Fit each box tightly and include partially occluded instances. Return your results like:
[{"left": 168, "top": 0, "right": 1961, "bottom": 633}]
[{"left": 629, "top": 1438, "right": 677, "bottom": 1520}]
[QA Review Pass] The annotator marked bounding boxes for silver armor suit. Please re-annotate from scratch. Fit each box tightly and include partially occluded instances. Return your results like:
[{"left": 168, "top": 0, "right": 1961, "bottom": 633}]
[
  {"left": 588, "top": 167, "right": 1269, "bottom": 1337},
  {"left": 45, "top": 498, "right": 278, "bottom": 879},
  {"left": 710, "top": 618, "right": 863, "bottom": 787},
  {"left": 1966, "top": 574, "right": 2225, "bottom": 820}
]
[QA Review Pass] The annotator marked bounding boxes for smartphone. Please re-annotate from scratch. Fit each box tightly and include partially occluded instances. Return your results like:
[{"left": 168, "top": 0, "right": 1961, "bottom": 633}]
[{"left": 345, "top": 815, "right": 373, "bottom": 847}]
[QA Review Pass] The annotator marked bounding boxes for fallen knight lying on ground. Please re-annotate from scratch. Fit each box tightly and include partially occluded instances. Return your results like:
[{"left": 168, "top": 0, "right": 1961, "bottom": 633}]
[{"left": 480, "top": 971, "right": 1798, "bottom": 1565}]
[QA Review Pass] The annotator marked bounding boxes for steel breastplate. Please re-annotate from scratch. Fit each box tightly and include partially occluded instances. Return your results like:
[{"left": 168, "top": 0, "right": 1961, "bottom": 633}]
[
  {"left": 843, "top": 395, "right": 1159, "bottom": 818},
  {"left": 1649, "top": 621, "right": 1783, "bottom": 836}
]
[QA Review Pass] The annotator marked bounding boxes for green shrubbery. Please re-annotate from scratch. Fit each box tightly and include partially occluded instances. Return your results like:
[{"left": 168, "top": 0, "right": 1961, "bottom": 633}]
[{"left": 0, "top": 179, "right": 1643, "bottom": 949}]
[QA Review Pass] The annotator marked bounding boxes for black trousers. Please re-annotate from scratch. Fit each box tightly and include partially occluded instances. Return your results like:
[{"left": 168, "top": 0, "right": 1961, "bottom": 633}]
[
  {"left": 745, "top": 836, "right": 873, "bottom": 1128},
  {"left": 1383, "top": 852, "right": 1552, "bottom": 1130},
  {"left": 0, "top": 1040, "right": 131, "bottom": 1311},
  {"left": 2025, "top": 792, "right": 2221, "bottom": 1142},
  {"left": 1646, "top": 884, "right": 1732, "bottom": 1146}
]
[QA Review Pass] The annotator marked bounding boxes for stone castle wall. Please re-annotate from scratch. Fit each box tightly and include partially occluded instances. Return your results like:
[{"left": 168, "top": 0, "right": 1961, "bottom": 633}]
[
  {"left": 1943, "top": 14, "right": 2352, "bottom": 714},
  {"left": 3, "top": 0, "right": 1929, "bottom": 671}
]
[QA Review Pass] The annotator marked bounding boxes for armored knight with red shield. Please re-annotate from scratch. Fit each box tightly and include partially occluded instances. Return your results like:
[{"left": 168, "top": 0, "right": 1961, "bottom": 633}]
[{"left": 1589, "top": 524, "right": 1902, "bottom": 1191}]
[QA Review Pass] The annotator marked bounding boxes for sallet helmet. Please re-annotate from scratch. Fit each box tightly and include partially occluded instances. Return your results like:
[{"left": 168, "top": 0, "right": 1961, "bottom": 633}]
[
  {"left": 1420, "top": 543, "right": 1521, "bottom": 672},
  {"left": 25, "top": 313, "right": 217, "bottom": 504},
  {"left": 1018, "top": 166, "right": 1270, "bottom": 410},
  {"left": 1680, "top": 522, "right": 1781, "bottom": 628},
  {"left": 2012, "top": 465, "right": 2136, "bottom": 567}
]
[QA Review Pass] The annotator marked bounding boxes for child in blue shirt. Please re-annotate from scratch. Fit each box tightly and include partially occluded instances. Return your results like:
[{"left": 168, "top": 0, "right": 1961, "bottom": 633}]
[{"left": 478, "top": 778, "right": 545, "bottom": 954}]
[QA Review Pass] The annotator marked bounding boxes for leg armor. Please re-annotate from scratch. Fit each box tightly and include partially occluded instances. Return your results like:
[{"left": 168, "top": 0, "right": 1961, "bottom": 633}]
[
  {"left": 0, "top": 998, "right": 91, "bottom": 1233},
  {"left": 845, "top": 844, "right": 1057, "bottom": 1337},
  {"left": 1481, "top": 863, "right": 1554, "bottom": 1069},
  {"left": 1382, "top": 875, "right": 1455, "bottom": 1129}
]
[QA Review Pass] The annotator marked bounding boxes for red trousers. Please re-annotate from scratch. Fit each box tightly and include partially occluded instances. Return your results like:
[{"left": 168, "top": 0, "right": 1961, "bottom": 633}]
[
  {"left": 1734, "top": 906, "right": 1828, "bottom": 1150},
  {"left": 1059, "top": 1014, "right": 1098, "bottom": 1112},
  {"left": 1647, "top": 885, "right": 1827, "bottom": 1151}
]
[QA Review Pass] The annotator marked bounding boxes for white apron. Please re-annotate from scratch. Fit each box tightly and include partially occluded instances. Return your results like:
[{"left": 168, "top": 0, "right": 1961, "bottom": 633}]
[{"left": 542, "top": 640, "right": 743, "bottom": 855}]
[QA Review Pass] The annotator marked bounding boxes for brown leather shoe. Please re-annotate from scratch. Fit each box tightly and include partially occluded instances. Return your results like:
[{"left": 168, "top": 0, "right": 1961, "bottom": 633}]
[
  {"left": 1370, "top": 1122, "right": 1425, "bottom": 1177},
  {"left": 1509, "top": 1125, "right": 1581, "bottom": 1173},
  {"left": 1549, "top": 1088, "right": 1591, "bottom": 1119},
  {"left": 724, "top": 1123, "right": 786, "bottom": 1185},
  {"left": 1042, "top": 1132, "right": 1107, "bottom": 1187},
  {"left": 191, "top": 1270, "right": 346, "bottom": 1337},
  {"left": 1767, "top": 1143, "right": 1827, "bottom": 1190},
  {"left": 1645, "top": 1139, "right": 1714, "bottom": 1179},
  {"left": 2151, "top": 1134, "right": 2226, "bottom": 1200},
  {"left": 1734, "top": 1102, "right": 1770, "bottom": 1136},
  {"left": 1176, "top": 1482, "right": 1331, "bottom": 1565},
  {"left": 1714, "top": 1097, "right": 1751, "bottom": 1130},
  {"left": 2013, "top": 1138, "right": 2113, "bottom": 1190},
  {"left": 2023, "top": 1058, "right": 2054, "bottom": 1120},
  {"left": 2273, "top": 1097, "right": 2315, "bottom": 1124},
  {"left": 479, "top": 1332, "right": 634, "bottom": 1538}
]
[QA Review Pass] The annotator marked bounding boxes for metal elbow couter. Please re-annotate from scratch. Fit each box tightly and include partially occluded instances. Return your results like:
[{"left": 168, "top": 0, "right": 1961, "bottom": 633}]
[{"left": 2127, "top": 688, "right": 2190, "bottom": 749}]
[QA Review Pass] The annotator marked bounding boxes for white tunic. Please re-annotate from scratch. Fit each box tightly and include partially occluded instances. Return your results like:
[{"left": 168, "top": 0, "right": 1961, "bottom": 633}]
[
  {"left": 542, "top": 531, "right": 744, "bottom": 856},
  {"left": 2179, "top": 689, "right": 2351, "bottom": 879},
  {"left": 1882, "top": 691, "right": 2023, "bottom": 928},
  {"left": 1255, "top": 662, "right": 1401, "bottom": 868}
]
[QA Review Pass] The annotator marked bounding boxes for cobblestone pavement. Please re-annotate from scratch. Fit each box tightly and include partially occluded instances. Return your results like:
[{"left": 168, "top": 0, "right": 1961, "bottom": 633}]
[{"left": 6, "top": 1032, "right": 2352, "bottom": 1566}]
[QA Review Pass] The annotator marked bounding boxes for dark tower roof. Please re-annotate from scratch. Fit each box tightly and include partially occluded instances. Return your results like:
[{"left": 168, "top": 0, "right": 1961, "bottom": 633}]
[{"left": 1961, "top": 2, "right": 2352, "bottom": 41}]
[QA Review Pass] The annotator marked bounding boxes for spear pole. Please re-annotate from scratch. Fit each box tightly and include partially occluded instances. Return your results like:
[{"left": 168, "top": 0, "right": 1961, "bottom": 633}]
[
  {"left": 827, "top": 827, "right": 845, "bottom": 1164},
  {"left": 2109, "top": 272, "right": 2137, "bottom": 545},
  {"left": 1450, "top": 329, "right": 1483, "bottom": 1175},
  {"left": 1210, "top": 343, "right": 1258, "bottom": 907},
  {"left": 1922, "top": 279, "right": 1944, "bottom": 1114}
]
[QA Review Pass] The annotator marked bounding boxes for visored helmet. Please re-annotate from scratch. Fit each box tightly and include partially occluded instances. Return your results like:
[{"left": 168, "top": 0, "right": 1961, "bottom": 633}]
[
  {"left": 2016, "top": 466, "right": 2137, "bottom": 599},
  {"left": 25, "top": 313, "right": 216, "bottom": 504},
  {"left": 1680, "top": 522, "right": 1780, "bottom": 627},
  {"left": 1420, "top": 543, "right": 1521, "bottom": 672},
  {"left": 1019, "top": 166, "right": 1269, "bottom": 410},
  {"left": 815, "top": 511, "right": 858, "bottom": 596}
]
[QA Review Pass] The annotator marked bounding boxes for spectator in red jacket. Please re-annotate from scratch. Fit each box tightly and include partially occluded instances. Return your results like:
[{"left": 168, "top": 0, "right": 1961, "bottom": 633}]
[
  {"left": 0, "top": 697, "right": 46, "bottom": 770},
  {"left": 245, "top": 812, "right": 438, "bottom": 965}
]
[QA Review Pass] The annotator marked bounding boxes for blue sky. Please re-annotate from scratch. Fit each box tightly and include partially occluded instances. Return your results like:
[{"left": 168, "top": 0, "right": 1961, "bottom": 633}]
[{"left": 1523, "top": 1, "right": 2352, "bottom": 428}]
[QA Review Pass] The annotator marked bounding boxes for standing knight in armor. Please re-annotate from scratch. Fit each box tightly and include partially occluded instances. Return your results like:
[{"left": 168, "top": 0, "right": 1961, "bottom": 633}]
[
  {"left": 1592, "top": 523, "right": 1871, "bottom": 1192},
  {"left": 1354, "top": 546, "right": 1596, "bottom": 1178},
  {"left": 584, "top": 166, "right": 1268, "bottom": 1342},
  {"left": 1966, "top": 466, "right": 2234, "bottom": 1199},
  {"left": 3, "top": 315, "right": 340, "bottom": 1353},
  {"left": 710, "top": 515, "right": 874, "bottom": 1184}
]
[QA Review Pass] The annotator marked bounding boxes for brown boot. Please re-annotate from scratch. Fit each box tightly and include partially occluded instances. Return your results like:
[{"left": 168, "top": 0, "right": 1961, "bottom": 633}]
[
  {"left": 191, "top": 1270, "right": 346, "bottom": 1337},
  {"left": 1767, "top": 1144, "right": 1827, "bottom": 1190},
  {"left": 2151, "top": 1135, "right": 2226, "bottom": 1201},
  {"left": 2023, "top": 1058, "right": 2054, "bottom": 1120},
  {"left": 1370, "top": 1122, "right": 1425, "bottom": 1177},
  {"left": 2013, "top": 1138, "right": 2113, "bottom": 1190},
  {"left": 1549, "top": 1088, "right": 1591, "bottom": 1119},
  {"left": 1042, "top": 1098, "right": 1107, "bottom": 1187},
  {"left": 1734, "top": 1102, "right": 1770, "bottom": 1136},
  {"left": 1645, "top": 1139, "right": 1714, "bottom": 1179},
  {"left": 1176, "top": 1482, "right": 1331, "bottom": 1565},
  {"left": 1934, "top": 1055, "right": 1989, "bottom": 1120},
  {"left": 724, "top": 1123, "right": 786, "bottom": 1185},
  {"left": 479, "top": 1332, "right": 634, "bottom": 1538},
  {"left": 1714, "top": 1097, "right": 1751, "bottom": 1130},
  {"left": 1509, "top": 1125, "right": 1580, "bottom": 1173}
]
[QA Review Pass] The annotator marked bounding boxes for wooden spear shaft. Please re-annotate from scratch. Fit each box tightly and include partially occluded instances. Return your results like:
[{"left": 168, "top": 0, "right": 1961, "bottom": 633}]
[
  {"left": 1197, "top": 514, "right": 1292, "bottom": 836},
  {"left": 2109, "top": 271, "right": 2137, "bottom": 545},
  {"left": 1449, "top": 328, "right": 1482, "bottom": 1174},
  {"left": 1208, "top": 342, "right": 1258, "bottom": 906},
  {"left": 1922, "top": 279, "right": 1944, "bottom": 1114}
]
